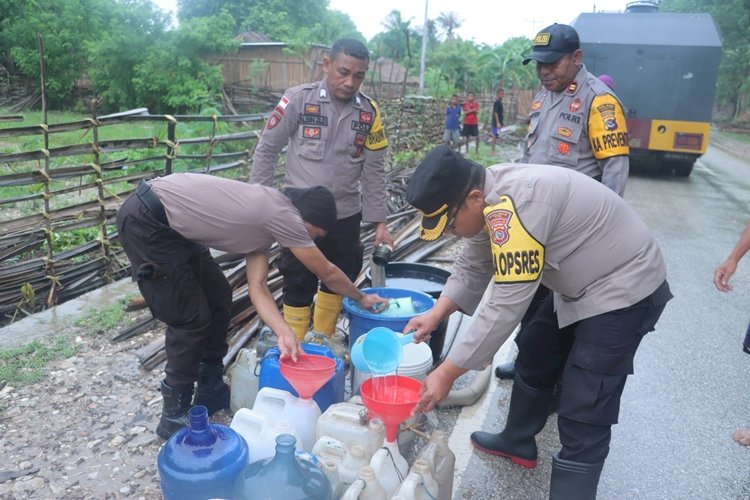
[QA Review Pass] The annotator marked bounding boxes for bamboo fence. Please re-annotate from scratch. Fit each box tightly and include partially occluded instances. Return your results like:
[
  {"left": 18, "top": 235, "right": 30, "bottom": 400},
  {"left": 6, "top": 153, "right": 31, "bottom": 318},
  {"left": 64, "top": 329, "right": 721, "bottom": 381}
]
[{"left": 0, "top": 95, "right": 448, "bottom": 359}]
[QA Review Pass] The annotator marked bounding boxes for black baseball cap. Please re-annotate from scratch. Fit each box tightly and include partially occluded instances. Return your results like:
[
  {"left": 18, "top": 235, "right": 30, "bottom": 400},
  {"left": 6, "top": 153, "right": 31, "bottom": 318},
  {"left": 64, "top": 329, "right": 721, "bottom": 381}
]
[
  {"left": 406, "top": 146, "right": 481, "bottom": 241},
  {"left": 283, "top": 186, "right": 337, "bottom": 232},
  {"left": 522, "top": 24, "right": 580, "bottom": 65}
]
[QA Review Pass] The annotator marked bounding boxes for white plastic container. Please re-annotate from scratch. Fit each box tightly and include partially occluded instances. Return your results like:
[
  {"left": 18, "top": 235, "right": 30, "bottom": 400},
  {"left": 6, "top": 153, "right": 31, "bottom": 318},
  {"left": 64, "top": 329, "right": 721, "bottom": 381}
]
[
  {"left": 414, "top": 431, "right": 455, "bottom": 500},
  {"left": 370, "top": 440, "right": 408, "bottom": 498},
  {"left": 312, "top": 435, "right": 348, "bottom": 464},
  {"left": 396, "top": 459, "right": 439, "bottom": 500},
  {"left": 227, "top": 347, "right": 259, "bottom": 412},
  {"left": 353, "top": 341, "right": 433, "bottom": 396},
  {"left": 321, "top": 460, "right": 343, "bottom": 499},
  {"left": 339, "top": 445, "right": 369, "bottom": 485},
  {"left": 341, "top": 466, "right": 387, "bottom": 500},
  {"left": 252, "top": 386, "right": 321, "bottom": 452},
  {"left": 228, "top": 408, "right": 300, "bottom": 464},
  {"left": 316, "top": 402, "right": 386, "bottom": 460}
]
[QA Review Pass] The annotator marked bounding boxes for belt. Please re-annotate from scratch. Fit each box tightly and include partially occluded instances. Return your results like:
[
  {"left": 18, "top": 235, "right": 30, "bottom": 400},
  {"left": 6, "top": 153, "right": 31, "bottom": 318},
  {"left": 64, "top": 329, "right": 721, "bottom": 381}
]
[{"left": 136, "top": 179, "right": 168, "bottom": 226}]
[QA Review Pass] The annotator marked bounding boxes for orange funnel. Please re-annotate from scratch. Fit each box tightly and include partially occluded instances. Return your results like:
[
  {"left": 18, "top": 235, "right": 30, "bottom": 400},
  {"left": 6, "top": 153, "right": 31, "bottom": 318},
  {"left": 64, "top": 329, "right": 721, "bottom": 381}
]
[
  {"left": 360, "top": 375, "right": 422, "bottom": 442},
  {"left": 280, "top": 354, "right": 336, "bottom": 400}
]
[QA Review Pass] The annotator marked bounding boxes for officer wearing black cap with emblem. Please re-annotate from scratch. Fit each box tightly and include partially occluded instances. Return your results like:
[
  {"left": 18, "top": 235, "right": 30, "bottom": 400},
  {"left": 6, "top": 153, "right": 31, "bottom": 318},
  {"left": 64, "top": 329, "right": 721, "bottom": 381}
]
[
  {"left": 495, "top": 23, "right": 633, "bottom": 383},
  {"left": 116, "top": 173, "right": 386, "bottom": 440},
  {"left": 404, "top": 146, "right": 671, "bottom": 499}
]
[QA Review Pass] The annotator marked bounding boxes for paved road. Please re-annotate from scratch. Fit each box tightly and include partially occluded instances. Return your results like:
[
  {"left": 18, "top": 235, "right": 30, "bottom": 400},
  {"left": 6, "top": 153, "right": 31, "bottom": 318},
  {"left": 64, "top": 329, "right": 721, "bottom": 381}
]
[{"left": 449, "top": 144, "right": 750, "bottom": 499}]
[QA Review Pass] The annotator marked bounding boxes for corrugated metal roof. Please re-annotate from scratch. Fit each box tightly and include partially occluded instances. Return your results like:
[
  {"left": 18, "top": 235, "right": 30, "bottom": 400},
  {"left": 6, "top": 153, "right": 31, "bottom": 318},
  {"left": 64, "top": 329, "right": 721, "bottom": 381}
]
[{"left": 571, "top": 12, "right": 721, "bottom": 47}]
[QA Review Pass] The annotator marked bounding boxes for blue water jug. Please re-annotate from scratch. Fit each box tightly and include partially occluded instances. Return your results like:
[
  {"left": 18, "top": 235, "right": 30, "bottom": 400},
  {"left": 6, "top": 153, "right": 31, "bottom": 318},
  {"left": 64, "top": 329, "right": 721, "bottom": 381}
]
[
  {"left": 158, "top": 405, "right": 249, "bottom": 500},
  {"left": 258, "top": 343, "right": 344, "bottom": 411},
  {"left": 234, "top": 433, "right": 332, "bottom": 500}
]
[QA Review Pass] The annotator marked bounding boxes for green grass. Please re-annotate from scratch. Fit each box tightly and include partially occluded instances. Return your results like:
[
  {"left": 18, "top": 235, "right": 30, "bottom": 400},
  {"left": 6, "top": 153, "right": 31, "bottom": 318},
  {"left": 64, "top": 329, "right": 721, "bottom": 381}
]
[
  {"left": 0, "top": 335, "right": 80, "bottom": 389},
  {"left": 74, "top": 300, "right": 130, "bottom": 335},
  {"left": 717, "top": 129, "right": 750, "bottom": 145}
]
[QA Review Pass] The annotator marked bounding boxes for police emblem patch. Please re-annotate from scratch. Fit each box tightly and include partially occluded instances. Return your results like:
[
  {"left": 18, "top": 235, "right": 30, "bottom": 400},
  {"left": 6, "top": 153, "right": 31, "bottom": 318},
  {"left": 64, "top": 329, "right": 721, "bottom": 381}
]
[
  {"left": 305, "top": 103, "right": 321, "bottom": 115},
  {"left": 359, "top": 111, "right": 372, "bottom": 124},
  {"left": 303, "top": 126, "right": 321, "bottom": 139},
  {"left": 266, "top": 112, "right": 282, "bottom": 130},
  {"left": 569, "top": 98, "right": 581, "bottom": 112},
  {"left": 486, "top": 209, "right": 512, "bottom": 246},
  {"left": 596, "top": 102, "right": 618, "bottom": 131}
]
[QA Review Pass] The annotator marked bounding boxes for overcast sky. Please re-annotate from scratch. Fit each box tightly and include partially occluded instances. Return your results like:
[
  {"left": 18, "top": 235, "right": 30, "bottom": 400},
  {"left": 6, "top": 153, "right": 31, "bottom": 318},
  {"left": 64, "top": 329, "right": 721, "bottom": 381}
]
[{"left": 151, "top": 0, "right": 632, "bottom": 46}]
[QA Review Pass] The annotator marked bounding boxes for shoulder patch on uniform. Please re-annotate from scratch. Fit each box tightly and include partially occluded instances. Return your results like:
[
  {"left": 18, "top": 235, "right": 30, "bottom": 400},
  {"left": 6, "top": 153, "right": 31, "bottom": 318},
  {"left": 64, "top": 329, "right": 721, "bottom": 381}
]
[
  {"left": 588, "top": 93, "right": 630, "bottom": 160},
  {"left": 484, "top": 195, "right": 544, "bottom": 283},
  {"left": 363, "top": 98, "right": 388, "bottom": 151}
]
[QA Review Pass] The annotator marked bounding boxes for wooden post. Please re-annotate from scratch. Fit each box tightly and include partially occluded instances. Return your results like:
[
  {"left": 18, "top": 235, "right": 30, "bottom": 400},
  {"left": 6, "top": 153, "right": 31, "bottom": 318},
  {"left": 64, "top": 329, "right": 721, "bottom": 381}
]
[{"left": 36, "top": 33, "right": 57, "bottom": 309}]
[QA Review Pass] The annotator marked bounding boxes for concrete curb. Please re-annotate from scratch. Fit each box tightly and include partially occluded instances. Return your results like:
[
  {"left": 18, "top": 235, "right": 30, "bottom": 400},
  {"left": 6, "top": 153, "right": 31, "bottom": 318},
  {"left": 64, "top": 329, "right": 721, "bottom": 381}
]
[{"left": 0, "top": 278, "right": 139, "bottom": 349}]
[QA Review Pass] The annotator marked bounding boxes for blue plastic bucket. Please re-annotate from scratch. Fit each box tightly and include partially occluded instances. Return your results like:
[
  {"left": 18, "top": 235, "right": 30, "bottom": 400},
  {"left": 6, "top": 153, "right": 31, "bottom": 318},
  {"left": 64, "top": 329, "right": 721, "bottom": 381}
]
[
  {"left": 258, "top": 343, "right": 344, "bottom": 412},
  {"left": 343, "top": 287, "right": 435, "bottom": 349}
]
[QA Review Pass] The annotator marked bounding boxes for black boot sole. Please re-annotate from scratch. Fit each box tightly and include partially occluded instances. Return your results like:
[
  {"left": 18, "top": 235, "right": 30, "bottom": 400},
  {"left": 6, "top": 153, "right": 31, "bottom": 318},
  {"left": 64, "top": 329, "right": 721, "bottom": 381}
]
[{"left": 470, "top": 435, "right": 538, "bottom": 468}]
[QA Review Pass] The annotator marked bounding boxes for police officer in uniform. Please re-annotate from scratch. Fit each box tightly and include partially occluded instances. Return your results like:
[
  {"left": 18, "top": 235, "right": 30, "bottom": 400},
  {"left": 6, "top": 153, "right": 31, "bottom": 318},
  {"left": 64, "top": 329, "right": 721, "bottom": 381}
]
[
  {"left": 496, "top": 23, "right": 632, "bottom": 381},
  {"left": 404, "top": 146, "right": 671, "bottom": 499},
  {"left": 116, "top": 174, "right": 386, "bottom": 439},
  {"left": 252, "top": 38, "right": 393, "bottom": 341}
]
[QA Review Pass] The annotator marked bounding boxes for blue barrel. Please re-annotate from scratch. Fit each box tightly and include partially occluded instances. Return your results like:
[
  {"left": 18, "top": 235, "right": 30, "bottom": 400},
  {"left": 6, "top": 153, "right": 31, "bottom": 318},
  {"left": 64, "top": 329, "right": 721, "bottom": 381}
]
[
  {"left": 258, "top": 343, "right": 344, "bottom": 412},
  {"left": 157, "top": 406, "right": 248, "bottom": 500},
  {"left": 343, "top": 287, "right": 435, "bottom": 348}
]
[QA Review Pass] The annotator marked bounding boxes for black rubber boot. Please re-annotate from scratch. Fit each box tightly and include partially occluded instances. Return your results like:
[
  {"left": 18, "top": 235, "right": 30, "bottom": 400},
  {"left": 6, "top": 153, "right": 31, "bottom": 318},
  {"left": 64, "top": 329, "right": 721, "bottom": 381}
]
[
  {"left": 156, "top": 380, "right": 193, "bottom": 440},
  {"left": 192, "top": 362, "right": 230, "bottom": 414},
  {"left": 549, "top": 452, "right": 603, "bottom": 500},
  {"left": 470, "top": 374, "right": 551, "bottom": 468},
  {"left": 494, "top": 359, "right": 516, "bottom": 379}
]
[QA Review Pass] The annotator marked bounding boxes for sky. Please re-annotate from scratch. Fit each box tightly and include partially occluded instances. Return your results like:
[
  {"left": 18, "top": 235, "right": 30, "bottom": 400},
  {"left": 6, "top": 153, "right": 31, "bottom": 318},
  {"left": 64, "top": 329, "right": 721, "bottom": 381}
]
[{"left": 151, "top": 0, "right": 631, "bottom": 46}]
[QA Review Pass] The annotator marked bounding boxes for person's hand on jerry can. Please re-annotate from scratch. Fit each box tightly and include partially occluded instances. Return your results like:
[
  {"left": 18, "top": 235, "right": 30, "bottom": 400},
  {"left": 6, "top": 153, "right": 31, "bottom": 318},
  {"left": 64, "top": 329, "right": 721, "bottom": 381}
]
[
  {"left": 278, "top": 330, "right": 301, "bottom": 362},
  {"left": 359, "top": 293, "right": 389, "bottom": 313}
]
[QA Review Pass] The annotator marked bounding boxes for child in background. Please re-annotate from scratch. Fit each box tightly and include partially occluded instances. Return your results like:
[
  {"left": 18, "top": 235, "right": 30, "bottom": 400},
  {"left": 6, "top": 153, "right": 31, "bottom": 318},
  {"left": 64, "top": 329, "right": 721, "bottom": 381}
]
[{"left": 444, "top": 94, "right": 462, "bottom": 151}]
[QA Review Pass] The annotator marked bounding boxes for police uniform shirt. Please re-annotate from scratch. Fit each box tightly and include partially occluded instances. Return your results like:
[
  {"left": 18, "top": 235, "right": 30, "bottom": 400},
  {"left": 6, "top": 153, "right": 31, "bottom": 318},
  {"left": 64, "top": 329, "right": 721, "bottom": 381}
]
[
  {"left": 251, "top": 80, "right": 389, "bottom": 222},
  {"left": 523, "top": 65, "right": 630, "bottom": 196},
  {"left": 441, "top": 164, "right": 667, "bottom": 371},
  {"left": 150, "top": 173, "right": 315, "bottom": 255}
]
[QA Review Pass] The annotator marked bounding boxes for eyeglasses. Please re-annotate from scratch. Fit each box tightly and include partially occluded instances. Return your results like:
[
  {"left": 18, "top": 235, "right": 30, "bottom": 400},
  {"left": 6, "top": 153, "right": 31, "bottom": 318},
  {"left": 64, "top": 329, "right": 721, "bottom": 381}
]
[{"left": 445, "top": 198, "right": 466, "bottom": 232}]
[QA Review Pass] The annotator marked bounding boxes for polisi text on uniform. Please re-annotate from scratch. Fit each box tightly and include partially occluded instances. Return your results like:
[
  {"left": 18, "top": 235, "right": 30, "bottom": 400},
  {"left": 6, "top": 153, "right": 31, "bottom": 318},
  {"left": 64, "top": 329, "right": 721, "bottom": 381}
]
[
  {"left": 592, "top": 131, "right": 628, "bottom": 153},
  {"left": 493, "top": 249, "right": 541, "bottom": 277}
]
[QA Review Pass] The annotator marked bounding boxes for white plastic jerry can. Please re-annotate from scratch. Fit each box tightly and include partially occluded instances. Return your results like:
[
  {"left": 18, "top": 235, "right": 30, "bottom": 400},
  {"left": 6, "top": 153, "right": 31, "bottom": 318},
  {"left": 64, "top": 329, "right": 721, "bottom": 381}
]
[
  {"left": 370, "top": 441, "right": 408, "bottom": 498},
  {"left": 228, "top": 407, "right": 300, "bottom": 464},
  {"left": 252, "top": 386, "right": 321, "bottom": 452},
  {"left": 316, "top": 401, "right": 386, "bottom": 461},
  {"left": 396, "top": 459, "right": 439, "bottom": 500},
  {"left": 414, "top": 430, "right": 455, "bottom": 499},
  {"left": 341, "top": 465, "right": 387, "bottom": 500},
  {"left": 227, "top": 347, "right": 259, "bottom": 412}
]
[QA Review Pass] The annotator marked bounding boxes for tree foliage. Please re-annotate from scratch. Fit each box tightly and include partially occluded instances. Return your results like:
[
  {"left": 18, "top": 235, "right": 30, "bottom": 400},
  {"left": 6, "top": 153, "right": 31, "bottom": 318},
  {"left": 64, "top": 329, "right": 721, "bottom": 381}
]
[
  {"left": 3, "top": 0, "right": 745, "bottom": 122},
  {"left": 660, "top": 0, "right": 750, "bottom": 119}
]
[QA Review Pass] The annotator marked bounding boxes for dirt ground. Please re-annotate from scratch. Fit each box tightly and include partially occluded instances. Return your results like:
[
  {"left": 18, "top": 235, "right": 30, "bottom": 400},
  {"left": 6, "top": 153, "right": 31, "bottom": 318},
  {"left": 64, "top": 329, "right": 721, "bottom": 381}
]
[{"left": 0, "top": 130, "right": 747, "bottom": 498}]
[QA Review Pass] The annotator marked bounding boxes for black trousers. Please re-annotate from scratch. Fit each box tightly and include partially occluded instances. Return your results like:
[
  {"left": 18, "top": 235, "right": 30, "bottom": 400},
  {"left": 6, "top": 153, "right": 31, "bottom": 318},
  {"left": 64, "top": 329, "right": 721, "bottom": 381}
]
[
  {"left": 279, "top": 212, "right": 364, "bottom": 306},
  {"left": 515, "top": 281, "right": 671, "bottom": 463},
  {"left": 116, "top": 193, "right": 232, "bottom": 386}
]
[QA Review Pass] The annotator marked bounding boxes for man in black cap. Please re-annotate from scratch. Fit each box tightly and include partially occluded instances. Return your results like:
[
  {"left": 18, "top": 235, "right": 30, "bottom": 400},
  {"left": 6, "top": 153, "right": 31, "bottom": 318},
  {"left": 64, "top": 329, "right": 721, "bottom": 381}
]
[
  {"left": 404, "top": 146, "right": 671, "bottom": 499},
  {"left": 495, "top": 23, "right": 632, "bottom": 381},
  {"left": 116, "top": 173, "right": 386, "bottom": 439}
]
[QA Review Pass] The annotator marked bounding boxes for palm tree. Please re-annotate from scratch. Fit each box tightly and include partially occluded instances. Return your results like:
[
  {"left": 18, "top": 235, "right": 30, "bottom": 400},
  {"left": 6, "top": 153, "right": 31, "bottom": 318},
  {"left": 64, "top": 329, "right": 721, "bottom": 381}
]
[{"left": 436, "top": 11, "right": 462, "bottom": 41}]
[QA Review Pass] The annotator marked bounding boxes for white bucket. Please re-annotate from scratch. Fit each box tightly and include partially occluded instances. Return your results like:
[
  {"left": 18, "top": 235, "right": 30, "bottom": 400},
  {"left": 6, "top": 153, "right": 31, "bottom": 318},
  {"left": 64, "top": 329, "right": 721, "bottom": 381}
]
[
  {"left": 397, "top": 342, "right": 433, "bottom": 381},
  {"left": 353, "top": 341, "right": 433, "bottom": 395}
]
